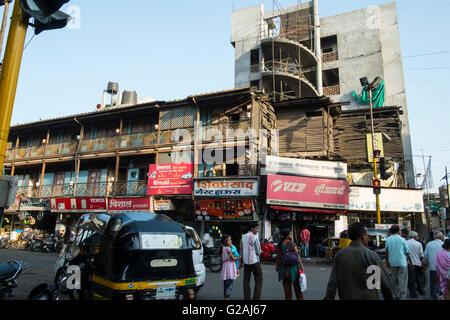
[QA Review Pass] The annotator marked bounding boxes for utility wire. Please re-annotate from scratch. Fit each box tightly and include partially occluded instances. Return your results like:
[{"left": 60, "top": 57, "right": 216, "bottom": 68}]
[
  {"left": 405, "top": 66, "right": 450, "bottom": 71},
  {"left": 404, "top": 50, "right": 450, "bottom": 58}
]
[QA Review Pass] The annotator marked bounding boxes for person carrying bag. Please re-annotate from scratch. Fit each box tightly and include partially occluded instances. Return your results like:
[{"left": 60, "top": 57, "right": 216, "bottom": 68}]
[{"left": 276, "top": 228, "right": 305, "bottom": 300}]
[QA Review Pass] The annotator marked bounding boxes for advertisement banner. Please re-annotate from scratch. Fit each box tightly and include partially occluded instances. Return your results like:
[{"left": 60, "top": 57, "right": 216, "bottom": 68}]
[
  {"left": 19, "top": 198, "right": 50, "bottom": 211},
  {"left": 147, "top": 163, "right": 194, "bottom": 195},
  {"left": 266, "top": 175, "right": 349, "bottom": 209},
  {"left": 367, "top": 133, "right": 384, "bottom": 162},
  {"left": 108, "top": 197, "right": 151, "bottom": 213},
  {"left": 349, "top": 186, "right": 424, "bottom": 212},
  {"left": 265, "top": 156, "right": 347, "bottom": 180},
  {"left": 194, "top": 179, "right": 259, "bottom": 197},
  {"left": 194, "top": 199, "right": 254, "bottom": 221},
  {"left": 50, "top": 197, "right": 107, "bottom": 213}
]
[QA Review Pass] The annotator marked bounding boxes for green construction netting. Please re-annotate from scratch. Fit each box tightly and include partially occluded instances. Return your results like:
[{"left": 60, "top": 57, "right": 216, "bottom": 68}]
[{"left": 352, "top": 79, "right": 385, "bottom": 107}]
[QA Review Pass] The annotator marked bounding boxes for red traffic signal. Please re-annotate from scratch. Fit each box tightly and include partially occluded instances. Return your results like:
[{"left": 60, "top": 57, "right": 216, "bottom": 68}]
[
  {"left": 373, "top": 179, "right": 381, "bottom": 195},
  {"left": 373, "top": 149, "right": 381, "bottom": 159}
]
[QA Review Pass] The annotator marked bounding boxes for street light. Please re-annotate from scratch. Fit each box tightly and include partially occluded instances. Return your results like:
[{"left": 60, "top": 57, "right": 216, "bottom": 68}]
[{"left": 360, "top": 76, "right": 383, "bottom": 224}]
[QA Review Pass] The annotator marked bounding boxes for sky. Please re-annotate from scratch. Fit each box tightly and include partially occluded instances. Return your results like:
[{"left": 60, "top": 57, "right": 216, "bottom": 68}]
[{"left": 4, "top": 0, "right": 450, "bottom": 192}]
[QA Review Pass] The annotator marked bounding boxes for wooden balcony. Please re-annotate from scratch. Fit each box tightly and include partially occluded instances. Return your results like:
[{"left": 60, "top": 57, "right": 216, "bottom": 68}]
[{"left": 19, "top": 180, "right": 148, "bottom": 198}]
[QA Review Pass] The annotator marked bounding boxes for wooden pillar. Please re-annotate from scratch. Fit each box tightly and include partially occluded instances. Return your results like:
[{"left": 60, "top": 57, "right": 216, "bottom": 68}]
[
  {"left": 73, "top": 125, "right": 84, "bottom": 197},
  {"left": 193, "top": 97, "right": 200, "bottom": 178},
  {"left": 114, "top": 155, "right": 120, "bottom": 194},
  {"left": 38, "top": 162, "right": 46, "bottom": 197},
  {"left": 43, "top": 129, "right": 50, "bottom": 157},
  {"left": 12, "top": 135, "right": 19, "bottom": 161},
  {"left": 10, "top": 165, "right": 14, "bottom": 176},
  {"left": 155, "top": 106, "right": 161, "bottom": 164},
  {"left": 113, "top": 118, "right": 123, "bottom": 194}
]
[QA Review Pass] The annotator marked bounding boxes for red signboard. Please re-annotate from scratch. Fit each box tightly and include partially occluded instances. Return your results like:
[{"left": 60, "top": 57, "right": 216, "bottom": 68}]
[
  {"left": 108, "top": 197, "right": 151, "bottom": 213},
  {"left": 267, "top": 175, "right": 349, "bottom": 210},
  {"left": 147, "top": 162, "right": 194, "bottom": 195},
  {"left": 50, "top": 197, "right": 107, "bottom": 213},
  {"left": 194, "top": 199, "right": 254, "bottom": 221}
]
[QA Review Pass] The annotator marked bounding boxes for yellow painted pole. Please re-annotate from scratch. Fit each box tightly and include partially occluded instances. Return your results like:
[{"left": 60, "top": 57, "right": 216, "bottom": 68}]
[
  {"left": 0, "top": 0, "right": 28, "bottom": 177},
  {"left": 369, "top": 89, "right": 381, "bottom": 224}
]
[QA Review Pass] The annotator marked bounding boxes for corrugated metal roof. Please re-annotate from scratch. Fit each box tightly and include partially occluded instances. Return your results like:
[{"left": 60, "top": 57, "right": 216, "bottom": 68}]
[{"left": 10, "top": 87, "right": 254, "bottom": 130}]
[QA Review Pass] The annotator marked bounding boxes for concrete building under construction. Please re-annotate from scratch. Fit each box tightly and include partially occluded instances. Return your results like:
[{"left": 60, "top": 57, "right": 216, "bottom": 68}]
[{"left": 230, "top": 1, "right": 415, "bottom": 188}]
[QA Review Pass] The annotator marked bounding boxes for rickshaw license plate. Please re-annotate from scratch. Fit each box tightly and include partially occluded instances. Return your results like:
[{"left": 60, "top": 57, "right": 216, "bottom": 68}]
[{"left": 156, "top": 285, "right": 176, "bottom": 300}]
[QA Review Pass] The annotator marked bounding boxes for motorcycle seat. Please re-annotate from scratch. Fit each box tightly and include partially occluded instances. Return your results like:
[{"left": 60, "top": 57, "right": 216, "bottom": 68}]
[{"left": 0, "top": 263, "right": 17, "bottom": 280}]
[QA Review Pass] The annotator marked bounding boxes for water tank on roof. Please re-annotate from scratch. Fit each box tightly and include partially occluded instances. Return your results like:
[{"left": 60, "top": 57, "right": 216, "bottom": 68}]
[
  {"left": 121, "top": 90, "right": 138, "bottom": 105},
  {"left": 107, "top": 82, "right": 119, "bottom": 94}
]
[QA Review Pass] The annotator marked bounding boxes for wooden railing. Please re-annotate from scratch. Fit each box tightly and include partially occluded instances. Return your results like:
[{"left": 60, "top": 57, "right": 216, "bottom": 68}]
[{"left": 19, "top": 180, "right": 148, "bottom": 198}]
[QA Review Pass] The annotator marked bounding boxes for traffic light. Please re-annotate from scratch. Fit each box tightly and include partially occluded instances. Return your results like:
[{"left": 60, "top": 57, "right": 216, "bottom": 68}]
[
  {"left": 19, "top": 0, "right": 72, "bottom": 34},
  {"left": 373, "top": 149, "right": 381, "bottom": 159},
  {"left": 373, "top": 179, "right": 381, "bottom": 195}
]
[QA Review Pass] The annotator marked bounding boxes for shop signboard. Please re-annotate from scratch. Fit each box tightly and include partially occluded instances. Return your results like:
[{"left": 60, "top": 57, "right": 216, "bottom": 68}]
[
  {"left": 154, "top": 199, "right": 175, "bottom": 211},
  {"left": 367, "top": 133, "right": 384, "bottom": 162},
  {"left": 266, "top": 175, "right": 349, "bottom": 210},
  {"left": 19, "top": 198, "right": 50, "bottom": 211},
  {"left": 348, "top": 186, "right": 424, "bottom": 212},
  {"left": 194, "top": 199, "right": 254, "bottom": 221},
  {"left": 50, "top": 197, "right": 107, "bottom": 213},
  {"left": 147, "top": 162, "right": 194, "bottom": 195},
  {"left": 194, "top": 179, "right": 259, "bottom": 197},
  {"left": 265, "top": 156, "right": 347, "bottom": 180},
  {"left": 108, "top": 197, "right": 151, "bottom": 213}
]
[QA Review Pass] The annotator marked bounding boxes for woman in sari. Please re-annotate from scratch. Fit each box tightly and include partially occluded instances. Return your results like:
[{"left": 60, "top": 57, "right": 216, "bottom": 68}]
[{"left": 434, "top": 239, "right": 450, "bottom": 300}]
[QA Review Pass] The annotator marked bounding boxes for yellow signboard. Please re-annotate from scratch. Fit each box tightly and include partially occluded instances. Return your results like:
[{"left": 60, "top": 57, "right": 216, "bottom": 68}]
[{"left": 367, "top": 133, "right": 384, "bottom": 162}]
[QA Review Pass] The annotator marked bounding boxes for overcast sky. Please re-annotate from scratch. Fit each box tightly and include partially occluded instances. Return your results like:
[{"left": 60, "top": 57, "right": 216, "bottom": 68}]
[{"left": 6, "top": 0, "right": 450, "bottom": 191}]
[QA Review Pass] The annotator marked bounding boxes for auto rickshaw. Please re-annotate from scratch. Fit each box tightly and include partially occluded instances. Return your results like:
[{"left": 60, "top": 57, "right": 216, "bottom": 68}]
[
  {"left": 339, "top": 230, "right": 352, "bottom": 249},
  {"left": 88, "top": 212, "right": 197, "bottom": 300}
]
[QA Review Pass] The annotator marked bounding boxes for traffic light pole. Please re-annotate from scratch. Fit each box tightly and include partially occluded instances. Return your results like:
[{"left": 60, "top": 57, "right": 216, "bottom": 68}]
[
  {"left": 0, "top": 0, "right": 28, "bottom": 178},
  {"left": 369, "top": 89, "right": 381, "bottom": 224}
]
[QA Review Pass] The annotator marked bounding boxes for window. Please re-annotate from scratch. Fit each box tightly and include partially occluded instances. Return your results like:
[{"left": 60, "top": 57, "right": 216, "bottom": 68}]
[
  {"left": 141, "top": 233, "right": 185, "bottom": 249},
  {"left": 250, "top": 80, "right": 259, "bottom": 89},
  {"left": 160, "top": 107, "right": 196, "bottom": 130},
  {"left": 250, "top": 49, "right": 259, "bottom": 72}
]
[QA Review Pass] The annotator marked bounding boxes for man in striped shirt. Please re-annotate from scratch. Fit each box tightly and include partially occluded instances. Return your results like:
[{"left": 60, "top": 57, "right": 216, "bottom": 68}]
[{"left": 240, "top": 222, "right": 262, "bottom": 300}]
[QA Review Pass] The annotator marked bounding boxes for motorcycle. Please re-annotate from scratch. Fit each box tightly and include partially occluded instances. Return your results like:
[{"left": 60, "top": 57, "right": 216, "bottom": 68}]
[
  {"left": 261, "top": 239, "right": 278, "bottom": 262},
  {"left": 0, "top": 260, "right": 30, "bottom": 300},
  {"left": 203, "top": 247, "right": 222, "bottom": 272},
  {"left": 29, "top": 265, "right": 80, "bottom": 300}
]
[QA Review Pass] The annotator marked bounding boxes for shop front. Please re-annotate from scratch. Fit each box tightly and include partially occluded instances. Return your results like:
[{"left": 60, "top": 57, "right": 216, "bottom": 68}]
[
  {"left": 1, "top": 197, "right": 51, "bottom": 234},
  {"left": 348, "top": 186, "right": 425, "bottom": 231},
  {"left": 50, "top": 197, "right": 108, "bottom": 235},
  {"left": 266, "top": 174, "right": 349, "bottom": 254},
  {"left": 193, "top": 177, "right": 259, "bottom": 244},
  {"left": 147, "top": 162, "right": 195, "bottom": 226}
]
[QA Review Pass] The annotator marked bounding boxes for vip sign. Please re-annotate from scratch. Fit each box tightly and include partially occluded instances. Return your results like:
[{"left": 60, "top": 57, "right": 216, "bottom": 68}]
[{"left": 266, "top": 175, "right": 349, "bottom": 210}]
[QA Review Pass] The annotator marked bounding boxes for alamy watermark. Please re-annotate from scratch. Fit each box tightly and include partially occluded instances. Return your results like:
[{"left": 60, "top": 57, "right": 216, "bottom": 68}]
[
  {"left": 66, "top": 265, "right": 81, "bottom": 290},
  {"left": 167, "top": 121, "right": 280, "bottom": 175},
  {"left": 366, "top": 265, "right": 381, "bottom": 290}
]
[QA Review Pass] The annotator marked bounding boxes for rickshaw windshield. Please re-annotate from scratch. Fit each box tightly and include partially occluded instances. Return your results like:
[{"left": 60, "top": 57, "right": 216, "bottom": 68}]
[{"left": 140, "top": 232, "right": 187, "bottom": 250}]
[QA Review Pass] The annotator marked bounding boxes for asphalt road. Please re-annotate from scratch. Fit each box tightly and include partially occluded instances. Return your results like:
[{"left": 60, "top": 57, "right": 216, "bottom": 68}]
[{"left": 0, "top": 249, "right": 332, "bottom": 300}]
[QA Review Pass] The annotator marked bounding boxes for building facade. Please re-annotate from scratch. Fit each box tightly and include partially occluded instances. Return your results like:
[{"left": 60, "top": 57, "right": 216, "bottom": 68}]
[{"left": 230, "top": 1, "right": 414, "bottom": 188}]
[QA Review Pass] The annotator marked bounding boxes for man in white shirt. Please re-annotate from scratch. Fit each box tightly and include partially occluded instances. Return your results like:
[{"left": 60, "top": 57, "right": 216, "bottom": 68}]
[
  {"left": 202, "top": 232, "right": 214, "bottom": 249},
  {"left": 423, "top": 231, "right": 445, "bottom": 300},
  {"left": 240, "top": 222, "right": 262, "bottom": 300},
  {"left": 406, "top": 231, "right": 425, "bottom": 298}
]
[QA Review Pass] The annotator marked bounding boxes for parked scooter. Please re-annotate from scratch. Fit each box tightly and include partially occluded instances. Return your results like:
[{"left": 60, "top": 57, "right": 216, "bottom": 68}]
[
  {"left": 29, "top": 266, "right": 80, "bottom": 300},
  {"left": 261, "top": 238, "right": 278, "bottom": 262},
  {"left": 0, "top": 260, "right": 30, "bottom": 300}
]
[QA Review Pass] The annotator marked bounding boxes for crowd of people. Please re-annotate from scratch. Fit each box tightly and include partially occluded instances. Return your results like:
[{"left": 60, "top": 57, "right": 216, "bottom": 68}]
[
  {"left": 210, "top": 222, "right": 450, "bottom": 301},
  {"left": 325, "top": 223, "right": 450, "bottom": 300}
]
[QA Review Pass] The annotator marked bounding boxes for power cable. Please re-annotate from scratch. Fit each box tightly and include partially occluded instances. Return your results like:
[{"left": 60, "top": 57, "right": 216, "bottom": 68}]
[{"left": 404, "top": 50, "right": 450, "bottom": 58}]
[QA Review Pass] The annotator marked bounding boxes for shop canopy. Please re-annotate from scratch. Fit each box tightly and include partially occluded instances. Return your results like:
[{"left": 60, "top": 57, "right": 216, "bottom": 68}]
[{"left": 271, "top": 206, "right": 347, "bottom": 215}]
